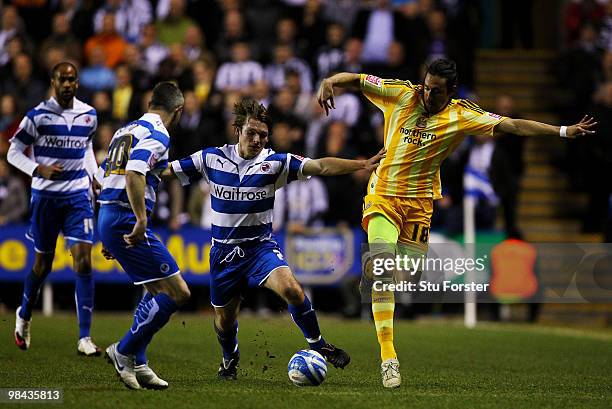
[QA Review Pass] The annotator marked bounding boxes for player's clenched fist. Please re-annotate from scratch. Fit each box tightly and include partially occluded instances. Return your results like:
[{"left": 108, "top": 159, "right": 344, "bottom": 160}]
[
  {"left": 35, "top": 164, "right": 63, "bottom": 180},
  {"left": 123, "top": 219, "right": 147, "bottom": 247}
]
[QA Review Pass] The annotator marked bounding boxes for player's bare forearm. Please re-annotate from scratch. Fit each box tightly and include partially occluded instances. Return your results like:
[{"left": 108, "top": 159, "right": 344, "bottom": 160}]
[
  {"left": 160, "top": 166, "right": 176, "bottom": 182},
  {"left": 317, "top": 73, "right": 361, "bottom": 115},
  {"left": 496, "top": 116, "right": 597, "bottom": 138},
  {"left": 303, "top": 148, "right": 385, "bottom": 176},
  {"left": 125, "top": 171, "right": 147, "bottom": 222},
  {"left": 324, "top": 73, "right": 361, "bottom": 90},
  {"left": 304, "top": 157, "right": 367, "bottom": 176}
]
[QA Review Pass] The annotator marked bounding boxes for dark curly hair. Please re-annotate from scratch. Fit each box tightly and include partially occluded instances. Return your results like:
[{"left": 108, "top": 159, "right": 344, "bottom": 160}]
[
  {"left": 425, "top": 58, "right": 458, "bottom": 93},
  {"left": 232, "top": 97, "right": 272, "bottom": 134}
]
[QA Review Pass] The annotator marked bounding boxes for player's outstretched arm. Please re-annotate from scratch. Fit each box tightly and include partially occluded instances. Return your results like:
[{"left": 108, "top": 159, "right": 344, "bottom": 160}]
[
  {"left": 495, "top": 115, "right": 597, "bottom": 138},
  {"left": 317, "top": 72, "right": 361, "bottom": 115},
  {"left": 303, "top": 148, "right": 386, "bottom": 177},
  {"left": 124, "top": 170, "right": 148, "bottom": 247}
]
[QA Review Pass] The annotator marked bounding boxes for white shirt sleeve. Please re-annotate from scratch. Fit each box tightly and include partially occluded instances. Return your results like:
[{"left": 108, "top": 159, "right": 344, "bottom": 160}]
[{"left": 7, "top": 140, "right": 38, "bottom": 176}]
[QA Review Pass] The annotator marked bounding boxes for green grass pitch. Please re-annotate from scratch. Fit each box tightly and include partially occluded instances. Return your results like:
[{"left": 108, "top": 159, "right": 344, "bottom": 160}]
[{"left": 1, "top": 313, "right": 611, "bottom": 409}]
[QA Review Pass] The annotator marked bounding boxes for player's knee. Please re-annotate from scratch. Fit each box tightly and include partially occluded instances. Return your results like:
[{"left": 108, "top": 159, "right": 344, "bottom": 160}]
[
  {"left": 73, "top": 255, "right": 92, "bottom": 275},
  {"left": 174, "top": 286, "right": 191, "bottom": 306},
  {"left": 217, "top": 313, "right": 236, "bottom": 331},
  {"left": 283, "top": 284, "right": 304, "bottom": 305},
  {"left": 33, "top": 255, "right": 54, "bottom": 277}
]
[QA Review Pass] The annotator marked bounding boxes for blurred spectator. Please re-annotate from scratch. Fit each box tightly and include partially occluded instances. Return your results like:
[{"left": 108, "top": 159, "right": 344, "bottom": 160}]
[
  {"left": 0, "top": 156, "right": 28, "bottom": 225},
  {"left": 112, "top": 64, "right": 141, "bottom": 122},
  {"left": 322, "top": 0, "right": 360, "bottom": 30},
  {"left": 0, "top": 6, "right": 25, "bottom": 68},
  {"left": 84, "top": 12, "right": 127, "bottom": 68},
  {"left": 599, "top": 2, "right": 612, "bottom": 50},
  {"left": 215, "top": 9, "right": 251, "bottom": 62},
  {"left": 371, "top": 41, "right": 415, "bottom": 82},
  {"left": 285, "top": 69, "right": 313, "bottom": 121},
  {"left": 559, "top": 24, "right": 601, "bottom": 123},
  {"left": 489, "top": 95, "right": 525, "bottom": 236},
  {"left": 465, "top": 135, "right": 498, "bottom": 230},
  {"left": 94, "top": 121, "right": 115, "bottom": 163},
  {"left": 215, "top": 42, "right": 263, "bottom": 93},
  {"left": 91, "top": 91, "right": 113, "bottom": 125},
  {"left": 66, "top": 0, "right": 96, "bottom": 40},
  {"left": 270, "top": 120, "right": 295, "bottom": 153},
  {"left": 40, "top": 12, "right": 81, "bottom": 63},
  {"left": 11, "top": 0, "right": 51, "bottom": 42},
  {"left": 122, "top": 44, "right": 151, "bottom": 92},
  {"left": 268, "top": 88, "right": 306, "bottom": 140},
  {"left": 93, "top": 0, "right": 152, "bottom": 43},
  {"left": 341, "top": 37, "right": 363, "bottom": 73},
  {"left": 352, "top": 0, "right": 407, "bottom": 64},
  {"left": 252, "top": 79, "right": 272, "bottom": 107},
  {"left": 183, "top": 25, "right": 206, "bottom": 63},
  {"left": 500, "top": 0, "right": 534, "bottom": 49},
  {"left": 564, "top": 0, "right": 606, "bottom": 47},
  {"left": 172, "top": 90, "right": 210, "bottom": 159},
  {"left": 41, "top": 46, "right": 68, "bottom": 79},
  {"left": 1, "top": 54, "right": 46, "bottom": 111},
  {"left": 265, "top": 43, "right": 313, "bottom": 93},
  {"left": 273, "top": 176, "right": 329, "bottom": 233},
  {"left": 327, "top": 88, "right": 360, "bottom": 127},
  {"left": 298, "top": 0, "right": 328, "bottom": 62},
  {"left": 0, "top": 95, "right": 21, "bottom": 149},
  {"left": 244, "top": 0, "right": 282, "bottom": 59},
  {"left": 320, "top": 121, "right": 362, "bottom": 226},
  {"left": 80, "top": 46, "right": 116, "bottom": 92},
  {"left": 276, "top": 17, "right": 302, "bottom": 55},
  {"left": 582, "top": 82, "right": 612, "bottom": 232},
  {"left": 315, "top": 22, "right": 346, "bottom": 81},
  {"left": 304, "top": 99, "right": 330, "bottom": 157},
  {"left": 156, "top": 0, "right": 197, "bottom": 46},
  {"left": 139, "top": 23, "right": 169, "bottom": 76},
  {"left": 190, "top": 56, "right": 217, "bottom": 107}
]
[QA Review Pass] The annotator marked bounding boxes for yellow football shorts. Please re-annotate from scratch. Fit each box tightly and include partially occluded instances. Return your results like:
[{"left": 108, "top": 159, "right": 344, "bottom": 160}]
[{"left": 362, "top": 194, "right": 434, "bottom": 253}]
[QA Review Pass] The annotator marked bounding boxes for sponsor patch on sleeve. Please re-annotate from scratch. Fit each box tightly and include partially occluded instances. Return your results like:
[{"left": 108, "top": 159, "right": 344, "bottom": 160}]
[
  {"left": 365, "top": 75, "right": 383, "bottom": 88},
  {"left": 488, "top": 112, "right": 503, "bottom": 119}
]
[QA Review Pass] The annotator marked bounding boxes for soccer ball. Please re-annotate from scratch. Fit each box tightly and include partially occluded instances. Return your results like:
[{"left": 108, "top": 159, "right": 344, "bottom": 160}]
[{"left": 287, "top": 350, "right": 327, "bottom": 386}]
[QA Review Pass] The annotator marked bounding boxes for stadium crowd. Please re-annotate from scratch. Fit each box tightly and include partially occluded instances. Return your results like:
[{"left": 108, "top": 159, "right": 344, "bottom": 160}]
[
  {"left": 0, "top": 0, "right": 610, "bottom": 239},
  {"left": 559, "top": 0, "right": 612, "bottom": 239}
]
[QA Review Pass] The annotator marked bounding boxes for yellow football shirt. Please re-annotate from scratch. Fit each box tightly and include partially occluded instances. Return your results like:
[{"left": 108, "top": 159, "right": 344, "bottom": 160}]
[{"left": 360, "top": 74, "right": 507, "bottom": 199}]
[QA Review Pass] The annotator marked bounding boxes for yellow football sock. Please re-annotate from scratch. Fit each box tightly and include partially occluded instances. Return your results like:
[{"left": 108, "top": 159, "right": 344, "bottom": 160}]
[
  {"left": 367, "top": 214, "right": 400, "bottom": 362},
  {"left": 372, "top": 291, "right": 396, "bottom": 361}
]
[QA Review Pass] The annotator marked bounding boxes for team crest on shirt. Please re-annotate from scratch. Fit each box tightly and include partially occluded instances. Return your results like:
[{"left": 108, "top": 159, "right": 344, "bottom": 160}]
[
  {"left": 260, "top": 162, "right": 271, "bottom": 173},
  {"left": 416, "top": 115, "right": 428, "bottom": 128},
  {"left": 85, "top": 116, "right": 91, "bottom": 124}
]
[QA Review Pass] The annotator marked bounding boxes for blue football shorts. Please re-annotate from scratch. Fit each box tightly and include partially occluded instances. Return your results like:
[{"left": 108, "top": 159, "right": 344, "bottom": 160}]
[
  {"left": 26, "top": 192, "right": 94, "bottom": 253},
  {"left": 97, "top": 204, "right": 180, "bottom": 285},
  {"left": 209, "top": 239, "right": 289, "bottom": 307}
]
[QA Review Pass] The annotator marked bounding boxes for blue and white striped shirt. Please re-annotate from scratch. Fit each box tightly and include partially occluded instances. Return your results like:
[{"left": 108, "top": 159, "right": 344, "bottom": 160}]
[
  {"left": 9, "top": 97, "right": 97, "bottom": 197},
  {"left": 171, "top": 144, "right": 310, "bottom": 244},
  {"left": 98, "top": 113, "right": 170, "bottom": 213}
]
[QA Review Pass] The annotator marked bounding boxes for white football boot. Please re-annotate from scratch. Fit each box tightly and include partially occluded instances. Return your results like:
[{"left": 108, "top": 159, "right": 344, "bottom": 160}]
[
  {"left": 381, "top": 358, "right": 401, "bottom": 388},
  {"left": 77, "top": 337, "right": 102, "bottom": 356},
  {"left": 14, "top": 307, "right": 31, "bottom": 350},
  {"left": 105, "top": 343, "right": 141, "bottom": 390},
  {"left": 135, "top": 364, "right": 169, "bottom": 390}
]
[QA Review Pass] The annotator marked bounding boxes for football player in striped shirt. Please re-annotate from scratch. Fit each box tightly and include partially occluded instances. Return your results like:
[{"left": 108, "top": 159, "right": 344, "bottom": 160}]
[
  {"left": 317, "top": 58, "right": 597, "bottom": 388},
  {"left": 165, "top": 98, "right": 385, "bottom": 380},
  {"left": 96, "top": 82, "right": 189, "bottom": 390},
  {"left": 8, "top": 62, "right": 102, "bottom": 356}
]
